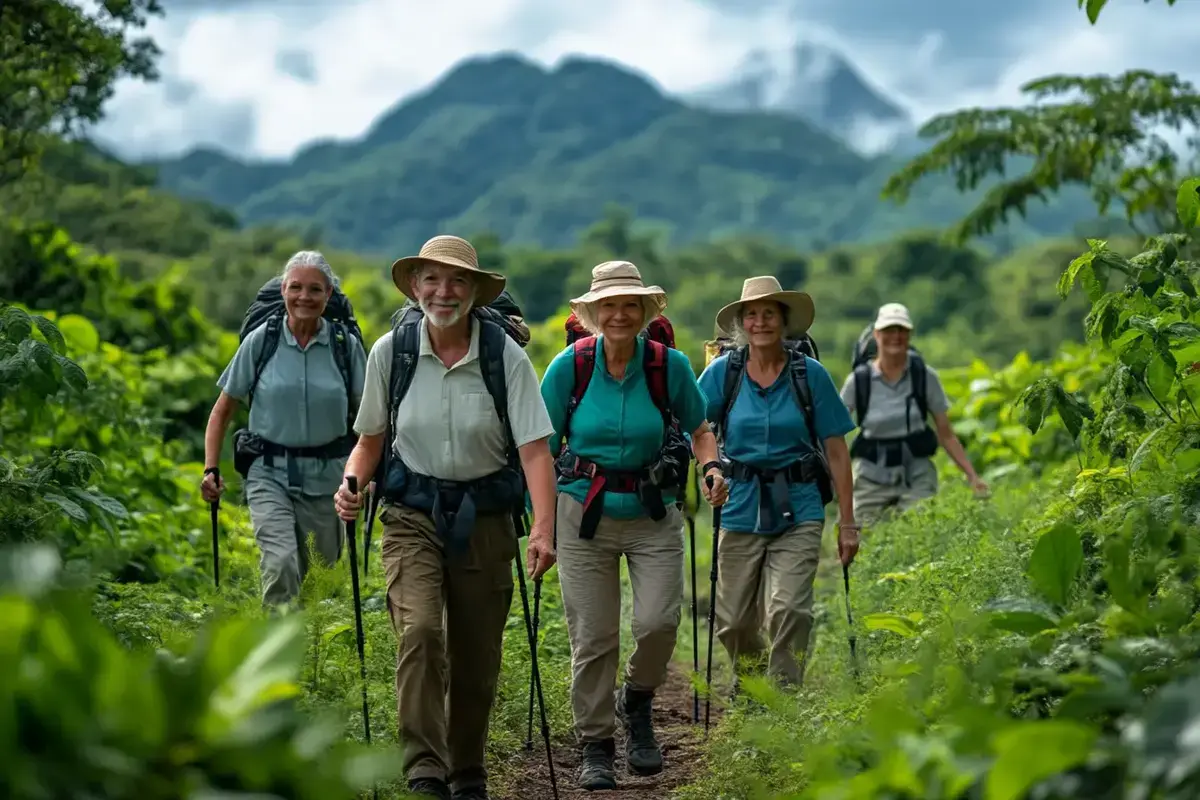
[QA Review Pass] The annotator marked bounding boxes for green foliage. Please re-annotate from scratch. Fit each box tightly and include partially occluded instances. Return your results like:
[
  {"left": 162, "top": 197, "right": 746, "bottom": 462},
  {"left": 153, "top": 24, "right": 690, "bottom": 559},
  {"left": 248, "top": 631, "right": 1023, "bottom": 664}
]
[
  {"left": 1079, "top": 0, "right": 1179, "bottom": 25},
  {"left": 0, "top": 544, "right": 400, "bottom": 799},
  {"left": 0, "top": 0, "right": 163, "bottom": 184}
]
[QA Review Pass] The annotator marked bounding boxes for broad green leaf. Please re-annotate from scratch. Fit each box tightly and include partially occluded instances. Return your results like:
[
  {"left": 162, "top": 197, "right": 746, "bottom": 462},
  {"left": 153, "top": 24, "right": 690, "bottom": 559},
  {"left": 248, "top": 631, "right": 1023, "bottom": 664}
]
[
  {"left": 989, "top": 609, "right": 1060, "bottom": 635},
  {"left": 55, "top": 314, "right": 100, "bottom": 353},
  {"left": 1103, "top": 535, "right": 1143, "bottom": 613},
  {"left": 1175, "top": 448, "right": 1200, "bottom": 474},
  {"left": 1027, "top": 523, "right": 1083, "bottom": 607},
  {"left": 862, "top": 612, "right": 921, "bottom": 638},
  {"left": 1129, "top": 426, "right": 1167, "bottom": 476},
  {"left": 66, "top": 488, "right": 128, "bottom": 518},
  {"left": 986, "top": 721, "right": 1096, "bottom": 800},
  {"left": 1058, "top": 250, "right": 1095, "bottom": 299},
  {"left": 1175, "top": 176, "right": 1200, "bottom": 229},
  {"left": 1147, "top": 353, "right": 1176, "bottom": 401},
  {"left": 1165, "top": 321, "right": 1200, "bottom": 341},
  {"left": 31, "top": 315, "right": 66, "bottom": 355},
  {"left": 1082, "top": 0, "right": 1108, "bottom": 25},
  {"left": 1112, "top": 328, "right": 1144, "bottom": 352},
  {"left": 44, "top": 492, "right": 88, "bottom": 522}
]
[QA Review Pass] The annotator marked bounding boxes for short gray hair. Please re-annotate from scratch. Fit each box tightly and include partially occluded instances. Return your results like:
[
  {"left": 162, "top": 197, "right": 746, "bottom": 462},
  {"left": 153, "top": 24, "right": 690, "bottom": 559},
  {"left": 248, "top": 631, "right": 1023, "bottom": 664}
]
[{"left": 281, "top": 250, "right": 340, "bottom": 290}]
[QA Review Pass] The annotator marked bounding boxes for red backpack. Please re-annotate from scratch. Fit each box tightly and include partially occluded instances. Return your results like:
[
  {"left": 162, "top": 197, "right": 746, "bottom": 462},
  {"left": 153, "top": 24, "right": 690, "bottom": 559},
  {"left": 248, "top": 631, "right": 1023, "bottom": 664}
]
[{"left": 565, "top": 311, "right": 676, "bottom": 349}]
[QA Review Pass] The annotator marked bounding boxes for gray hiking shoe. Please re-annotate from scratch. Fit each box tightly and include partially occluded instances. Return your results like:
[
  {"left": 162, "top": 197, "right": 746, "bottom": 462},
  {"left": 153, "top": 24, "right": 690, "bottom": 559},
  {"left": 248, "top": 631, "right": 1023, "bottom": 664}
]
[
  {"left": 578, "top": 738, "right": 617, "bottom": 790},
  {"left": 407, "top": 777, "right": 451, "bottom": 800},
  {"left": 616, "top": 684, "right": 663, "bottom": 776}
]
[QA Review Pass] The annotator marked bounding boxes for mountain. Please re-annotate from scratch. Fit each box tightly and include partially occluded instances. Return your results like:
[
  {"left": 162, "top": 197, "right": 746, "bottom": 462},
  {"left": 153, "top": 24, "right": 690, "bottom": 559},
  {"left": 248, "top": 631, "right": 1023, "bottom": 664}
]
[
  {"left": 147, "top": 51, "right": 1092, "bottom": 258},
  {"left": 684, "top": 42, "right": 913, "bottom": 153}
]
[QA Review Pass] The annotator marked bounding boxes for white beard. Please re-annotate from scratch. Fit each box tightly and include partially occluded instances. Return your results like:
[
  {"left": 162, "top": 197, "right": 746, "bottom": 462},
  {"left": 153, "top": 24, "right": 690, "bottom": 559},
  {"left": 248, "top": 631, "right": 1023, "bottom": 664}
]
[{"left": 420, "top": 297, "right": 470, "bottom": 328}]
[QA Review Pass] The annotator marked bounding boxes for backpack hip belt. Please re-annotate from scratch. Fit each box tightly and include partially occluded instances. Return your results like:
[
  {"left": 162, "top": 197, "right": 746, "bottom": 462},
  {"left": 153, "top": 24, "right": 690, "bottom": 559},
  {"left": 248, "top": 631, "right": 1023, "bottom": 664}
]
[
  {"left": 555, "top": 447, "right": 670, "bottom": 540},
  {"left": 231, "top": 429, "right": 355, "bottom": 480},
  {"left": 850, "top": 428, "right": 939, "bottom": 467},
  {"left": 727, "top": 457, "right": 822, "bottom": 530},
  {"left": 383, "top": 463, "right": 525, "bottom": 555}
]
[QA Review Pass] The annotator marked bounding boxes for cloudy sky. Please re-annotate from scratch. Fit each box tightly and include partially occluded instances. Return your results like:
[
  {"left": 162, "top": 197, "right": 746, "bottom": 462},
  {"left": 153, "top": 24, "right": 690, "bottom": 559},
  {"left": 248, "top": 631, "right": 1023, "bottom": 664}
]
[{"left": 92, "top": 0, "right": 1200, "bottom": 162}]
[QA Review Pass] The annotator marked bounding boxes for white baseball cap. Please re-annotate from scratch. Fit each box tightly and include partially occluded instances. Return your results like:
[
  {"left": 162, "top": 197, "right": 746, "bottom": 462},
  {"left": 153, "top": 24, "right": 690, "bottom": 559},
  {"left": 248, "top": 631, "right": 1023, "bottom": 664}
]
[{"left": 874, "top": 302, "right": 913, "bottom": 330}]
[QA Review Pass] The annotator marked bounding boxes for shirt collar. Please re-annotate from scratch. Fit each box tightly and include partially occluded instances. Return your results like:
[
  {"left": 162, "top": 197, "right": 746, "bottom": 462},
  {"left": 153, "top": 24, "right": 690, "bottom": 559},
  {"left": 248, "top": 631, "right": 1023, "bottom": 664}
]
[
  {"left": 596, "top": 334, "right": 645, "bottom": 378},
  {"left": 418, "top": 315, "right": 480, "bottom": 364},
  {"left": 281, "top": 317, "right": 330, "bottom": 348}
]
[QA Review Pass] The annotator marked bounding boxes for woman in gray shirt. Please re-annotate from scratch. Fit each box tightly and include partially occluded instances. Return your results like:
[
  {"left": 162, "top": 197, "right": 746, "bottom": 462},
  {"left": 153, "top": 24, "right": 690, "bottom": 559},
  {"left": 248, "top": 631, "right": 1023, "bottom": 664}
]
[
  {"left": 200, "top": 250, "right": 367, "bottom": 607},
  {"left": 840, "top": 302, "right": 987, "bottom": 526}
]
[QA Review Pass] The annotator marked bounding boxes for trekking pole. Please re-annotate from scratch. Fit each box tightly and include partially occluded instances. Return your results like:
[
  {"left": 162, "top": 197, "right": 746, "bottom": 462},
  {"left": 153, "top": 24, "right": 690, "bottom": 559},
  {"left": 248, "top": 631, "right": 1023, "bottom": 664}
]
[
  {"left": 688, "top": 471, "right": 700, "bottom": 724},
  {"left": 704, "top": 474, "right": 721, "bottom": 736},
  {"left": 209, "top": 468, "right": 220, "bottom": 588},
  {"left": 513, "top": 513, "right": 559, "bottom": 800},
  {"left": 526, "top": 574, "right": 542, "bottom": 751},
  {"left": 843, "top": 563, "right": 859, "bottom": 680},
  {"left": 343, "top": 475, "right": 375, "bottom": 799}
]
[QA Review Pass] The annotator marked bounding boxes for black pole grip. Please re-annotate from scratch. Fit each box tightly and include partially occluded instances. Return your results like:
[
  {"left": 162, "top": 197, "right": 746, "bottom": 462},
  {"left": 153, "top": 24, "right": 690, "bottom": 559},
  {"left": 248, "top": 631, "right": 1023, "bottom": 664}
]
[{"left": 347, "top": 475, "right": 358, "bottom": 495}]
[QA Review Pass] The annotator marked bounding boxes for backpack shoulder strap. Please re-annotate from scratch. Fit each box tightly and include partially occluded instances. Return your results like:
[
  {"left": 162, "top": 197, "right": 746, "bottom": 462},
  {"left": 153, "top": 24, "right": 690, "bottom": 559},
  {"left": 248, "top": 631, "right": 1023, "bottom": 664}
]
[
  {"left": 909, "top": 353, "right": 930, "bottom": 420},
  {"left": 247, "top": 312, "right": 283, "bottom": 409},
  {"left": 852, "top": 363, "right": 872, "bottom": 427},
  {"left": 642, "top": 339, "right": 671, "bottom": 421},
  {"left": 785, "top": 352, "right": 820, "bottom": 451},
  {"left": 329, "top": 321, "right": 355, "bottom": 417},
  {"left": 477, "top": 318, "right": 517, "bottom": 465},
  {"left": 563, "top": 336, "right": 597, "bottom": 441},
  {"left": 387, "top": 315, "right": 421, "bottom": 436},
  {"left": 713, "top": 346, "right": 748, "bottom": 439}
]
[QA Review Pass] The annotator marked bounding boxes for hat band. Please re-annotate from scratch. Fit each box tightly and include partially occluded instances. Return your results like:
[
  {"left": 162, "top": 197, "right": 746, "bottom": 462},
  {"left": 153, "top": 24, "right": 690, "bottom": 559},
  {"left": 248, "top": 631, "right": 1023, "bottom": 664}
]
[{"left": 588, "top": 276, "right": 648, "bottom": 292}]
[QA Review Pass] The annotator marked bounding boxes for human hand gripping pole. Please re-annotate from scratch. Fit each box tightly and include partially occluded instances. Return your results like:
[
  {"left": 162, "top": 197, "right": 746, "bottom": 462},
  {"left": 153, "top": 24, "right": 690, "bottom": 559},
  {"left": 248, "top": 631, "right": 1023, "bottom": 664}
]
[{"left": 342, "top": 475, "right": 377, "bottom": 800}]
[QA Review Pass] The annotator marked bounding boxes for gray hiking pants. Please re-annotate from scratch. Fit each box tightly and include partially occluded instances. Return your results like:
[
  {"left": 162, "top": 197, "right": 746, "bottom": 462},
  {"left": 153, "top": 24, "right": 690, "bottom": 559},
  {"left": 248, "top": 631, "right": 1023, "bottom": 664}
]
[{"left": 244, "top": 475, "right": 344, "bottom": 606}]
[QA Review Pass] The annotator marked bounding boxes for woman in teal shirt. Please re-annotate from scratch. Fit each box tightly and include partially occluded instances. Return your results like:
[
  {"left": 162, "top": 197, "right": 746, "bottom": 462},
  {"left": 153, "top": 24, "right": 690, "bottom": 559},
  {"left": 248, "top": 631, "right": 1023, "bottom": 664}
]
[
  {"left": 697, "top": 276, "right": 858, "bottom": 690},
  {"left": 540, "top": 260, "right": 726, "bottom": 792}
]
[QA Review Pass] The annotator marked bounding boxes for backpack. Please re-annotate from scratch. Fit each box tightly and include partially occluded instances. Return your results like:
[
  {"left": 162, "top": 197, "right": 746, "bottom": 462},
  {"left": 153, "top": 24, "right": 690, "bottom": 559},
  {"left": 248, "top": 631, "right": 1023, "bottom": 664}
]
[
  {"left": 559, "top": 315, "right": 692, "bottom": 492},
  {"left": 239, "top": 276, "right": 363, "bottom": 413},
  {"left": 705, "top": 334, "right": 832, "bottom": 506}
]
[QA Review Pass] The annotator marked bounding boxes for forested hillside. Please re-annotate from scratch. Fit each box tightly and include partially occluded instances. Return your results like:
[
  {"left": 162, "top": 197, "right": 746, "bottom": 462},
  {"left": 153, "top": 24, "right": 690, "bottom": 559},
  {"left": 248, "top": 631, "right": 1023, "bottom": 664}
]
[{"left": 3, "top": 0, "right": 1200, "bottom": 798}]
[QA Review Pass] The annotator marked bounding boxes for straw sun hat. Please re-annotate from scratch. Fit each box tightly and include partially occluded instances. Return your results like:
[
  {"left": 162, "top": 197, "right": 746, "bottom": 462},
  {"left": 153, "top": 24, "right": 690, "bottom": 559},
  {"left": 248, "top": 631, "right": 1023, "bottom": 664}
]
[
  {"left": 569, "top": 261, "right": 668, "bottom": 318},
  {"left": 390, "top": 235, "right": 506, "bottom": 306},
  {"left": 714, "top": 276, "right": 815, "bottom": 338}
]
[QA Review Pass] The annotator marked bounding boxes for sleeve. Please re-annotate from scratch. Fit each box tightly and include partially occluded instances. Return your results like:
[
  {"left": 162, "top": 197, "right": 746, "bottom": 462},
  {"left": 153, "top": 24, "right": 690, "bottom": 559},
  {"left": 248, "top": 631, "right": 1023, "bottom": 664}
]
[
  {"left": 923, "top": 364, "right": 951, "bottom": 414},
  {"left": 216, "top": 327, "right": 264, "bottom": 402},
  {"left": 666, "top": 347, "right": 707, "bottom": 434},
  {"left": 353, "top": 334, "right": 392, "bottom": 437},
  {"left": 810, "top": 359, "right": 856, "bottom": 440},
  {"left": 839, "top": 371, "right": 856, "bottom": 414},
  {"left": 696, "top": 356, "right": 727, "bottom": 425},
  {"left": 350, "top": 334, "right": 368, "bottom": 409},
  {"left": 504, "top": 338, "right": 556, "bottom": 448},
  {"left": 538, "top": 344, "right": 576, "bottom": 454}
]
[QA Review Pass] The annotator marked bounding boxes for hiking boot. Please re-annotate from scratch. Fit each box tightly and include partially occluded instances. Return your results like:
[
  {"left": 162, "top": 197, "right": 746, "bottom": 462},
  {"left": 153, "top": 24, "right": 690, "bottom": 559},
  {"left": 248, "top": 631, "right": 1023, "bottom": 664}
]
[
  {"left": 578, "top": 738, "right": 617, "bottom": 790},
  {"left": 616, "top": 684, "right": 663, "bottom": 776},
  {"left": 451, "top": 786, "right": 489, "bottom": 800},
  {"left": 408, "top": 777, "right": 451, "bottom": 800}
]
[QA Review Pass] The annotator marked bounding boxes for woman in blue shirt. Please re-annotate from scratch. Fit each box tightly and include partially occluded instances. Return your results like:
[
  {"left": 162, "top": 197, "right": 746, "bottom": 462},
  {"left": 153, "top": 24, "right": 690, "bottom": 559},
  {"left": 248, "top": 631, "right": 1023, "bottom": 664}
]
[
  {"left": 540, "top": 261, "right": 727, "bottom": 792},
  {"left": 697, "top": 276, "right": 859, "bottom": 689}
]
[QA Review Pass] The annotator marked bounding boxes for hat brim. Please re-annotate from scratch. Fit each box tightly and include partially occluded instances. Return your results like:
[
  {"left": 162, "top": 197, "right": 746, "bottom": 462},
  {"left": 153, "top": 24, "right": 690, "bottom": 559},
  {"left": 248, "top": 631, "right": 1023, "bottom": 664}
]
[
  {"left": 714, "top": 290, "right": 815, "bottom": 338},
  {"left": 874, "top": 317, "right": 913, "bottom": 330},
  {"left": 568, "top": 284, "right": 668, "bottom": 317},
  {"left": 391, "top": 255, "right": 506, "bottom": 307}
]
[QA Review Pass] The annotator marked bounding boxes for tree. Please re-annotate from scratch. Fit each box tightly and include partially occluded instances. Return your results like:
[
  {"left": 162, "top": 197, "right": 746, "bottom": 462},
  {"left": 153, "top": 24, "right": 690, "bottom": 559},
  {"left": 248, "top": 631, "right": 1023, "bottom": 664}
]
[{"left": 0, "top": 0, "right": 163, "bottom": 185}]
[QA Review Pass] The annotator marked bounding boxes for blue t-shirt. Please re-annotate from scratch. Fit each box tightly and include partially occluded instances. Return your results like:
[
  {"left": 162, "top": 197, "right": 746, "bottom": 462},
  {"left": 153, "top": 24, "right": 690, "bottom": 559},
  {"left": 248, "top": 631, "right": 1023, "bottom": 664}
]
[
  {"left": 540, "top": 334, "right": 708, "bottom": 519},
  {"left": 697, "top": 353, "right": 855, "bottom": 534}
]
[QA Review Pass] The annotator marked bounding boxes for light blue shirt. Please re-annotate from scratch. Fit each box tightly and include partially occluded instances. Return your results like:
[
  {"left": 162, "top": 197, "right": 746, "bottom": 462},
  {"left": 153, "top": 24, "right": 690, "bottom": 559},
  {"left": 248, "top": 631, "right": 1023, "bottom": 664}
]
[
  {"left": 540, "top": 334, "right": 708, "bottom": 519},
  {"left": 698, "top": 352, "right": 855, "bottom": 534},
  {"left": 219, "top": 317, "right": 367, "bottom": 496}
]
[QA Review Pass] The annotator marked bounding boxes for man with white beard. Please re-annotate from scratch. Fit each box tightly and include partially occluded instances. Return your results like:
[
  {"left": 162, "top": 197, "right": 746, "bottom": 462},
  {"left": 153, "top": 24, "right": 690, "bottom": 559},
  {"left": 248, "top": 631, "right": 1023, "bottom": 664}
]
[{"left": 335, "top": 234, "right": 558, "bottom": 800}]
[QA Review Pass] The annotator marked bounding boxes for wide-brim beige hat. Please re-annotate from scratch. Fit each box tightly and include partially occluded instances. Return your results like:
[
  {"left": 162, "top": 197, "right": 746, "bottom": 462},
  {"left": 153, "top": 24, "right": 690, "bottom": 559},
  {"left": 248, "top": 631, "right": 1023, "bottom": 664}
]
[
  {"left": 568, "top": 260, "right": 667, "bottom": 316},
  {"left": 390, "top": 235, "right": 506, "bottom": 306},
  {"left": 715, "top": 276, "right": 815, "bottom": 338}
]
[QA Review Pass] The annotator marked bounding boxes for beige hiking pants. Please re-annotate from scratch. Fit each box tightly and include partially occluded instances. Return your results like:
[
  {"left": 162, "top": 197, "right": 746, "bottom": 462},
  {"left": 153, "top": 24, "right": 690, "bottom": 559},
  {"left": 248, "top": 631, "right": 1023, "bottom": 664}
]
[
  {"left": 555, "top": 493, "right": 685, "bottom": 742},
  {"left": 244, "top": 476, "right": 343, "bottom": 607},
  {"left": 379, "top": 502, "right": 517, "bottom": 793},
  {"left": 715, "top": 520, "right": 824, "bottom": 686},
  {"left": 851, "top": 459, "right": 938, "bottom": 526}
]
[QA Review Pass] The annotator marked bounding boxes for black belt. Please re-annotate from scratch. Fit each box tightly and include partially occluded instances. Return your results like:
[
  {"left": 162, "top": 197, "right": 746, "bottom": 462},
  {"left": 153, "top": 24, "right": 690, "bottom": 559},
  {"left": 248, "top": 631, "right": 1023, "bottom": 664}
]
[
  {"left": 727, "top": 457, "right": 821, "bottom": 530},
  {"left": 384, "top": 465, "right": 523, "bottom": 556}
]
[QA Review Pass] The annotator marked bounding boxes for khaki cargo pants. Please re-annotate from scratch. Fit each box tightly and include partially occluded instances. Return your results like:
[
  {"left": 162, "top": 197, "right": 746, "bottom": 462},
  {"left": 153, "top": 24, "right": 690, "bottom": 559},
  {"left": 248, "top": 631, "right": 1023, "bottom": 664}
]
[
  {"left": 556, "top": 493, "right": 684, "bottom": 742},
  {"left": 379, "top": 502, "right": 517, "bottom": 792},
  {"left": 851, "top": 458, "right": 938, "bottom": 526},
  {"left": 715, "top": 520, "right": 824, "bottom": 686},
  {"left": 244, "top": 476, "right": 343, "bottom": 607}
]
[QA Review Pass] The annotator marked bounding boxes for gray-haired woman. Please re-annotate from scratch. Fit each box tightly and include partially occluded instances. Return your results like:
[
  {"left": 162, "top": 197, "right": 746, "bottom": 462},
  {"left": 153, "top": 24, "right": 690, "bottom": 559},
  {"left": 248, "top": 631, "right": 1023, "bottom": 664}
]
[{"left": 201, "top": 250, "right": 367, "bottom": 607}]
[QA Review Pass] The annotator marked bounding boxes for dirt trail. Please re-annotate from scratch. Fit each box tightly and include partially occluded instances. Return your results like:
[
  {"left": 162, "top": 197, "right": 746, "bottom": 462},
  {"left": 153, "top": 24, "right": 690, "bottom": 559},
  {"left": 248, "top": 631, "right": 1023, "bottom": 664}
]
[{"left": 496, "top": 662, "right": 723, "bottom": 800}]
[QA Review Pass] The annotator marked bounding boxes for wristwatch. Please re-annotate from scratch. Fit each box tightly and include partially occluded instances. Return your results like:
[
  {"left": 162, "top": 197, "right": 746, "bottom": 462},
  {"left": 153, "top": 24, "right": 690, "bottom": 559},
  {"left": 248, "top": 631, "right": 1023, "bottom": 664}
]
[{"left": 702, "top": 460, "right": 721, "bottom": 477}]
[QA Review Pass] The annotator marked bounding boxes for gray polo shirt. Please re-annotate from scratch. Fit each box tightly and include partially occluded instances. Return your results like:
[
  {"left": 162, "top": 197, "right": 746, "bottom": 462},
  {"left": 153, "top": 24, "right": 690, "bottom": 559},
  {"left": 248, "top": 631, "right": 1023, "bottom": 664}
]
[
  {"left": 219, "top": 317, "right": 367, "bottom": 496},
  {"left": 839, "top": 357, "right": 950, "bottom": 485},
  {"left": 355, "top": 316, "right": 554, "bottom": 482}
]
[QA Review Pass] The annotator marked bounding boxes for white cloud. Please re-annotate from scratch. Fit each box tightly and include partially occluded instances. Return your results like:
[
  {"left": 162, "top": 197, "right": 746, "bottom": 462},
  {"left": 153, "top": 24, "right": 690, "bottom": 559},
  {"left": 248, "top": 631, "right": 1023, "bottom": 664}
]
[{"left": 91, "top": 0, "right": 1200, "bottom": 161}]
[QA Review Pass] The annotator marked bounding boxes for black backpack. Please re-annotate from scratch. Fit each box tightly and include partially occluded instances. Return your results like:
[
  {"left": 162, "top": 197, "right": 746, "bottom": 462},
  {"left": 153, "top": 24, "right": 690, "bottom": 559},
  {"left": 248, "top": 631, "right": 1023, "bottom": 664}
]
[{"left": 239, "top": 276, "right": 364, "bottom": 412}]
